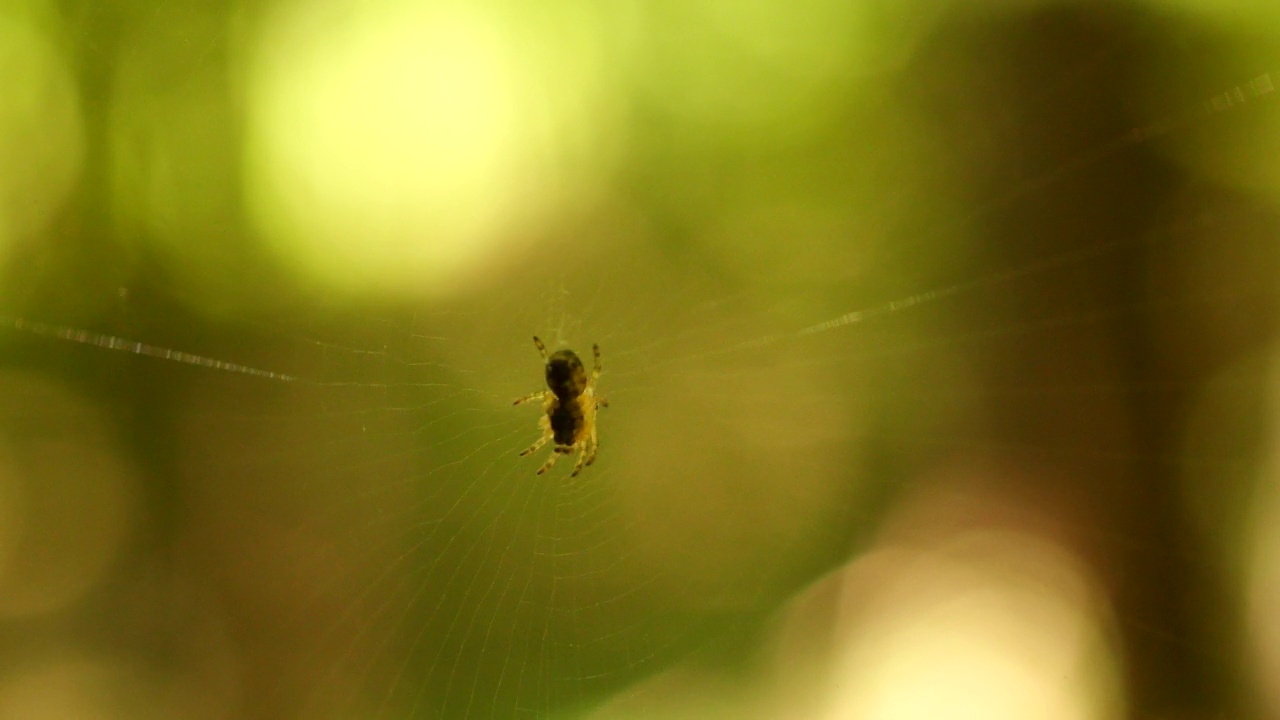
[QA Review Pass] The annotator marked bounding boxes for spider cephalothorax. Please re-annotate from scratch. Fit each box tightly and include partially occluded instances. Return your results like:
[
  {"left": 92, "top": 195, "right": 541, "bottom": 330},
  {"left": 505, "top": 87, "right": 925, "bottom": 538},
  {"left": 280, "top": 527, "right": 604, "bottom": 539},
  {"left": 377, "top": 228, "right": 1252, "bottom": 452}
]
[
  {"left": 545, "top": 349, "right": 586, "bottom": 400},
  {"left": 513, "top": 337, "right": 608, "bottom": 477}
]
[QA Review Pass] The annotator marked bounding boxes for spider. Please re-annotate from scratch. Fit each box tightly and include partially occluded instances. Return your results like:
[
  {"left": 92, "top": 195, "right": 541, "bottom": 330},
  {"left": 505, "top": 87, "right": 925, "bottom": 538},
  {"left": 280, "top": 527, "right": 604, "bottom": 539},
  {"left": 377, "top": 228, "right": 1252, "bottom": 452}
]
[{"left": 513, "top": 336, "right": 608, "bottom": 477}]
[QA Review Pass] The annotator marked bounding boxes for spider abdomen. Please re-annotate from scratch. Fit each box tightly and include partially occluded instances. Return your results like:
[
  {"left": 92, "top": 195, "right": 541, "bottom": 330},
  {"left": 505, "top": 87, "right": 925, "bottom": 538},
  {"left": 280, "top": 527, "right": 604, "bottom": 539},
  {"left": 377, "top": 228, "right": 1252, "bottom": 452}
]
[{"left": 549, "top": 401, "right": 584, "bottom": 446}]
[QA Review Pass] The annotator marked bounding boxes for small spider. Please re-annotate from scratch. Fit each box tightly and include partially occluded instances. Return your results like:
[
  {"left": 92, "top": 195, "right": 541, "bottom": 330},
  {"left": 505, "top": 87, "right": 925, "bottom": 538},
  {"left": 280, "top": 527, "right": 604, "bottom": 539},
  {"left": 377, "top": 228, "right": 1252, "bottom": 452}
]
[{"left": 513, "top": 336, "right": 609, "bottom": 477}]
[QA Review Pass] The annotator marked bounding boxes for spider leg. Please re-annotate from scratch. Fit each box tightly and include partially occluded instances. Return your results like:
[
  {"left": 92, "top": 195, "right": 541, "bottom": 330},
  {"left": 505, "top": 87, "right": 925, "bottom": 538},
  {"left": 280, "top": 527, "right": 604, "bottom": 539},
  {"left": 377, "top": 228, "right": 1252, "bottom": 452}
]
[
  {"left": 520, "top": 432, "right": 551, "bottom": 457},
  {"left": 513, "top": 390, "right": 548, "bottom": 406},
  {"left": 595, "top": 395, "right": 609, "bottom": 409},
  {"left": 537, "top": 446, "right": 569, "bottom": 475},
  {"left": 533, "top": 336, "right": 549, "bottom": 362},
  {"left": 570, "top": 443, "right": 590, "bottom": 477},
  {"left": 585, "top": 424, "right": 598, "bottom": 467},
  {"left": 591, "top": 343, "right": 602, "bottom": 383}
]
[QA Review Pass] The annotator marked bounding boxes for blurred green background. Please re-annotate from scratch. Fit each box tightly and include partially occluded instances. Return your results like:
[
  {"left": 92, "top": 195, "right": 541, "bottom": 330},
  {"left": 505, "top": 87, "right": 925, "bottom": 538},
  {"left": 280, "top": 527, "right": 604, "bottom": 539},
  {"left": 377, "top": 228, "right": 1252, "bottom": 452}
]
[{"left": 1, "top": 0, "right": 1280, "bottom": 718}]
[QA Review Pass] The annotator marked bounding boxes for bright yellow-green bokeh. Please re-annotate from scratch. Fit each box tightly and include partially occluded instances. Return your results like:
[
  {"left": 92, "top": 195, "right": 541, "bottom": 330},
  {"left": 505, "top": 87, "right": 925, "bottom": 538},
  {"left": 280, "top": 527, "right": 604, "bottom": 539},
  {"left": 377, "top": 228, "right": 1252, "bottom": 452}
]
[
  {"left": 243, "top": 0, "right": 618, "bottom": 298},
  {"left": 0, "top": 2, "right": 82, "bottom": 273}
]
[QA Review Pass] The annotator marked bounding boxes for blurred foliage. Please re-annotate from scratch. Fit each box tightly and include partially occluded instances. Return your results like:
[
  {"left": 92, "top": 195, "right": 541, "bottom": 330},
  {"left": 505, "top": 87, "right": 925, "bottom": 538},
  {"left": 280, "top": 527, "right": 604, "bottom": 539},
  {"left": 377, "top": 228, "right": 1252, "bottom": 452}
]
[{"left": 1, "top": 0, "right": 1280, "bottom": 718}]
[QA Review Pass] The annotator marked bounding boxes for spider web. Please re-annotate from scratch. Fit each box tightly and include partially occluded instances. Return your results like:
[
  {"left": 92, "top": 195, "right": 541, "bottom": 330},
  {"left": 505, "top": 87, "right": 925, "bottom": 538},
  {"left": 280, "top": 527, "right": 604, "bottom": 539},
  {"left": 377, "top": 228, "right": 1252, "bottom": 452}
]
[{"left": 1, "top": 3, "right": 1279, "bottom": 720}]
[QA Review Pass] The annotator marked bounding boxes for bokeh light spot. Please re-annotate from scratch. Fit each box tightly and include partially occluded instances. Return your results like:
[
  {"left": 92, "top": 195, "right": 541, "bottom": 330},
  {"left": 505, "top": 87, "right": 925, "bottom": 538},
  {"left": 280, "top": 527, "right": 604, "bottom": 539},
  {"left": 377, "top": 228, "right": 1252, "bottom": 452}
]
[
  {"left": 244, "top": 0, "right": 616, "bottom": 297},
  {"left": 826, "top": 534, "right": 1124, "bottom": 720}
]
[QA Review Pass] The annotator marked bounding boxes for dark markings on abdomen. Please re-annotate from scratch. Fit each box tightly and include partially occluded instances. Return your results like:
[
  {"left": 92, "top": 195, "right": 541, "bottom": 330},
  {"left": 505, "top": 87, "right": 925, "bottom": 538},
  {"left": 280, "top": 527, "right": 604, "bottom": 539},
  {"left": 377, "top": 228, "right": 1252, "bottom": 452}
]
[{"left": 550, "top": 402, "right": 583, "bottom": 445}]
